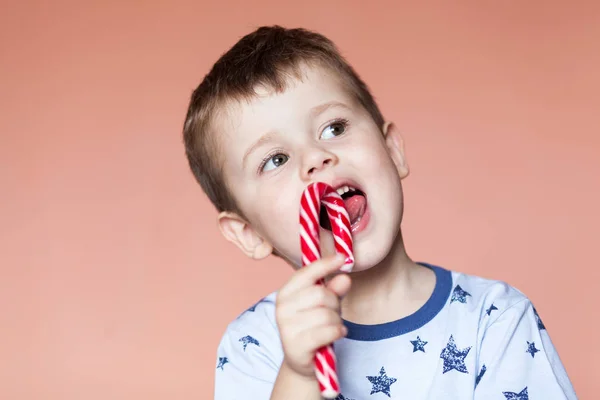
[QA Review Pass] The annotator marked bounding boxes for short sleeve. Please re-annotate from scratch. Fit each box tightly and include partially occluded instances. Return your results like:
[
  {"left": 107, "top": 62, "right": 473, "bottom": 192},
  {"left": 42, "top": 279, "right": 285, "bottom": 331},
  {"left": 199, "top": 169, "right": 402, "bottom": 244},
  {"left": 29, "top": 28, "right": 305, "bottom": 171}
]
[
  {"left": 474, "top": 298, "right": 577, "bottom": 399},
  {"left": 214, "top": 297, "right": 283, "bottom": 400}
]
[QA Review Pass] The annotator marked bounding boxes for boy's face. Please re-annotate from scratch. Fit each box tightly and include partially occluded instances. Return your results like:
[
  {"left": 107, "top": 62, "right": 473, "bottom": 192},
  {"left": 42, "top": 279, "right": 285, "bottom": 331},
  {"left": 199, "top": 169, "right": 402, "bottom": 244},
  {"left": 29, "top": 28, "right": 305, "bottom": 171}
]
[{"left": 216, "top": 64, "right": 409, "bottom": 271}]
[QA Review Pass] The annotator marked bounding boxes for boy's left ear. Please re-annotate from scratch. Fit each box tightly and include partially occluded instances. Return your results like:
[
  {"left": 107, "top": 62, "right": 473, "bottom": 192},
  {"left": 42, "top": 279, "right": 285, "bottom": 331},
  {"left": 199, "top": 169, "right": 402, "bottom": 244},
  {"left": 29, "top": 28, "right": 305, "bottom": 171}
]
[{"left": 383, "top": 121, "right": 409, "bottom": 179}]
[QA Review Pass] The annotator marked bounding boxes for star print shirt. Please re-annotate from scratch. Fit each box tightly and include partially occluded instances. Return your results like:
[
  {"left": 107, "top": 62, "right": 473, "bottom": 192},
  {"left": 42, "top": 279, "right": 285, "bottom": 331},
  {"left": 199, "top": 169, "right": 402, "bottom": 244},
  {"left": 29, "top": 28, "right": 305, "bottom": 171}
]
[{"left": 214, "top": 264, "right": 577, "bottom": 399}]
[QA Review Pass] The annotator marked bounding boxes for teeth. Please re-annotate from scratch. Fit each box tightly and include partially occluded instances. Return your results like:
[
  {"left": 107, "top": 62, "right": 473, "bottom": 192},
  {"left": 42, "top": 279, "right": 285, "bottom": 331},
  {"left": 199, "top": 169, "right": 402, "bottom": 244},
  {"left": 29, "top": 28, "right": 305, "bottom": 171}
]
[{"left": 336, "top": 185, "right": 356, "bottom": 196}]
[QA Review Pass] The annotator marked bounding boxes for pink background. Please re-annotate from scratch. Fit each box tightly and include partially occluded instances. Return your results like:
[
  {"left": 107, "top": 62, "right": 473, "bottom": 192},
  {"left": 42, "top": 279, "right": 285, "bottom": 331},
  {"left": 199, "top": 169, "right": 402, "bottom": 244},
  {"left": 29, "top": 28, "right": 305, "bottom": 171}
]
[{"left": 1, "top": 1, "right": 598, "bottom": 398}]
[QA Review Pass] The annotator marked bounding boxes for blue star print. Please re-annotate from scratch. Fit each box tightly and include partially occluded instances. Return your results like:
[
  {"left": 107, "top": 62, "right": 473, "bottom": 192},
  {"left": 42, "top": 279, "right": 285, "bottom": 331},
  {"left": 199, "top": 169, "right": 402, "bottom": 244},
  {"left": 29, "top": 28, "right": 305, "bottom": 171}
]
[
  {"left": 335, "top": 394, "right": 354, "bottom": 400},
  {"left": 440, "top": 335, "right": 471, "bottom": 374},
  {"left": 216, "top": 357, "right": 228, "bottom": 370},
  {"left": 247, "top": 303, "right": 258, "bottom": 312},
  {"left": 503, "top": 387, "right": 529, "bottom": 399},
  {"left": 450, "top": 285, "right": 472, "bottom": 304},
  {"left": 526, "top": 341, "right": 540, "bottom": 358},
  {"left": 533, "top": 306, "right": 546, "bottom": 330},
  {"left": 237, "top": 298, "right": 266, "bottom": 319},
  {"left": 410, "top": 336, "right": 428, "bottom": 352},
  {"left": 486, "top": 304, "right": 498, "bottom": 315},
  {"left": 475, "top": 364, "right": 487, "bottom": 387},
  {"left": 239, "top": 335, "right": 260, "bottom": 351},
  {"left": 247, "top": 297, "right": 266, "bottom": 312},
  {"left": 367, "top": 367, "right": 397, "bottom": 397}
]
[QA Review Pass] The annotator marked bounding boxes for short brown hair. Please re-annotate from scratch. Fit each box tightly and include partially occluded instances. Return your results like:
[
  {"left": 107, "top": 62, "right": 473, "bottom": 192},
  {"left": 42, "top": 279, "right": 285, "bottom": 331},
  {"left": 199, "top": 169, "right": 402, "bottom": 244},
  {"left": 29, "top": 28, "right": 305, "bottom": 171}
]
[{"left": 182, "top": 25, "right": 385, "bottom": 215}]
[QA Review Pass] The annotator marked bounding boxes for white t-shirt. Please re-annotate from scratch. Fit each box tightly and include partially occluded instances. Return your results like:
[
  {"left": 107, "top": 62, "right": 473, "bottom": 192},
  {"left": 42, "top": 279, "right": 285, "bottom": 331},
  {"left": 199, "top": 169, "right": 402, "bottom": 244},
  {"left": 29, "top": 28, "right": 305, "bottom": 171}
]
[{"left": 214, "top": 263, "right": 577, "bottom": 399}]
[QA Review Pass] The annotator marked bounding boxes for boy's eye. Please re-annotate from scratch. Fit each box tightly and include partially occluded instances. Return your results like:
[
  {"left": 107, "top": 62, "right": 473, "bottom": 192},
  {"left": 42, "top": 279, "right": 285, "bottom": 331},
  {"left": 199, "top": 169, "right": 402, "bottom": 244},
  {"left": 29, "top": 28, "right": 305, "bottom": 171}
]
[
  {"left": 320, "top": 121, "right": 347, "bottom": 140},
  {"left": 262, "top": 153, "right": 289, "bottom": 172}
]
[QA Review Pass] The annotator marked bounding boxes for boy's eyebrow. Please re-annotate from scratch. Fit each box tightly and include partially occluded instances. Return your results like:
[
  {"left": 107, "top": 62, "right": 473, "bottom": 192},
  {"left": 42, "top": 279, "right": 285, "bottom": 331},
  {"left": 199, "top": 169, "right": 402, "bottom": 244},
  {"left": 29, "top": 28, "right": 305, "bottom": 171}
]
[
  {"left": 310, "top": 101, "right": 349, "bottom": 116},
  {"left": 242, "top": 131, "right": 277, "bottom": 169}
]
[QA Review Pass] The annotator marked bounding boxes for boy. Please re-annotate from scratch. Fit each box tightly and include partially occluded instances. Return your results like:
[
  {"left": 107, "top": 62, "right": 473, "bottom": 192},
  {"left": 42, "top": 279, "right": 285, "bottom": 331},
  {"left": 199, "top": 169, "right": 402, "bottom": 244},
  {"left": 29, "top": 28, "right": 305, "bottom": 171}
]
[{"left": 183, "top": 26, "right": 576, "bottom": 399}]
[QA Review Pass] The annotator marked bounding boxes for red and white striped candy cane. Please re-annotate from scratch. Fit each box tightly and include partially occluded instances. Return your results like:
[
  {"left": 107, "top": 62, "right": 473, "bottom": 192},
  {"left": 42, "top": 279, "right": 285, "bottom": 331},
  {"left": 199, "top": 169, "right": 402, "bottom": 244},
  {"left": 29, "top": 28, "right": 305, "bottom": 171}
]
[{"left": 299, "top": 182, "right": 354, "bottom": 399}]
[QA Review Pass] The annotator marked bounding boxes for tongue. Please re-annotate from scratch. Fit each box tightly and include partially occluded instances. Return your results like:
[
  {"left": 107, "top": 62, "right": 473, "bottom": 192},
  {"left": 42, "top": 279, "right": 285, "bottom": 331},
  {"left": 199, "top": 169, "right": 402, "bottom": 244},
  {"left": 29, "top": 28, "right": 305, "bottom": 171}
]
[{"left": 343, "top": 194, "right": 366, "bottom": 225}]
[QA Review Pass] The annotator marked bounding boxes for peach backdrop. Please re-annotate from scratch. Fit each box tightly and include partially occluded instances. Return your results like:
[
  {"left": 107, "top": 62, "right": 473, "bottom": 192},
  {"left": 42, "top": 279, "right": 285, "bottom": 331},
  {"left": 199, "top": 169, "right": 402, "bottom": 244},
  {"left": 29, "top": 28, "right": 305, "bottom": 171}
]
[{"left": 1, "top": 1, "right": 598, "bottom": 398}]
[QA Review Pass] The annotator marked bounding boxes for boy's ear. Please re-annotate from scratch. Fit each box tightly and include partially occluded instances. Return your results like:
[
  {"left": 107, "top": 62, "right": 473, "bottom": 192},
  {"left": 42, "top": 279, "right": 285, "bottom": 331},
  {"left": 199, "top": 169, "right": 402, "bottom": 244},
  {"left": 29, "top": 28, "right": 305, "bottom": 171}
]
[
  {"left": 383, "top": 121, "right": 409, "bottom": 179},
  {"left": 217, "top": 212, "right": 273, "bottom": 260}
]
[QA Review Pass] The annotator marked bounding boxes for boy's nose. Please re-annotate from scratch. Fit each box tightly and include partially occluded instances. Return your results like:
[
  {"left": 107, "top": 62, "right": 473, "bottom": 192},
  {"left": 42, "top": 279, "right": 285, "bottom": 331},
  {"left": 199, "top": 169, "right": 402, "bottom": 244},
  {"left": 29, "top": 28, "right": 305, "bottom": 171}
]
[{"left": 301, "top": 148, "right": 338, "bottom": 179}]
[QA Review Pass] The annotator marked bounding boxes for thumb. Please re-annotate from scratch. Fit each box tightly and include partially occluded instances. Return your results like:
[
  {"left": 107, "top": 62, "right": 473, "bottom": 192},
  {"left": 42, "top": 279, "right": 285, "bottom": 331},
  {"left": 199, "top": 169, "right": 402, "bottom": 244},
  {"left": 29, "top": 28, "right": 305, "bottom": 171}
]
[{"left": 325, "top": 273, "right": 351, "bottom": 298}]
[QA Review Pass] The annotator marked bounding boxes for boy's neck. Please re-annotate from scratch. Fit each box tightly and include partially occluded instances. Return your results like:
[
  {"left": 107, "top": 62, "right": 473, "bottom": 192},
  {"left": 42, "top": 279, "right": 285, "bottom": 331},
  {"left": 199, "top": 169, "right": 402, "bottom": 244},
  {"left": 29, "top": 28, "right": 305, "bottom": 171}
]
[{"left": 340, "top": 231, "right": 436, "bottom": 325}]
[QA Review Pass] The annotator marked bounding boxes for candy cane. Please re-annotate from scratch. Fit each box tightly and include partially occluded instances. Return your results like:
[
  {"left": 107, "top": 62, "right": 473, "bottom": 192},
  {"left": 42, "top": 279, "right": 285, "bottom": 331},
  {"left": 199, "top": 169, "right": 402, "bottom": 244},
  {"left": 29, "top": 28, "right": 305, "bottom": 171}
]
[{"left": 299, "top": 182, "right": 354, "bottom": 399}]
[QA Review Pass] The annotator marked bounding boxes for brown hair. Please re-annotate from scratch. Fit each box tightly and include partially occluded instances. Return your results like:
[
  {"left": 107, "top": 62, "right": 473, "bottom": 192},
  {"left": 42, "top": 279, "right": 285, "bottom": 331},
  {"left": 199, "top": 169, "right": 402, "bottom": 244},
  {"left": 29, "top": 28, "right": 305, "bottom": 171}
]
[{"left": 182, "top": 25, "right": 385, "bottom": 216}]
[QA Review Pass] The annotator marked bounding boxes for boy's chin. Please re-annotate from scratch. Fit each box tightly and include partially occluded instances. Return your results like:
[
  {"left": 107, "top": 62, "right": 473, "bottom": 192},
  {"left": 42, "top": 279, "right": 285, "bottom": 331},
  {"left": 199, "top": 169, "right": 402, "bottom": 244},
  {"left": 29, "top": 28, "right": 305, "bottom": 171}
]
[
  {"left": 348, "top": 248, "right": 389, "bottom": 273},
  {"left": 353, "top": 227, "right": 404, "bottom": 267}
]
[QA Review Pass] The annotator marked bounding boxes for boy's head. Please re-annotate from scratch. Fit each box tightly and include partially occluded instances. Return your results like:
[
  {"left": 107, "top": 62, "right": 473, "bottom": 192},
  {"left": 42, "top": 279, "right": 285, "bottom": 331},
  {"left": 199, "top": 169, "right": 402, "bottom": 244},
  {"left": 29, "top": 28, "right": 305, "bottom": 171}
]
[{"left": 183, "top": 26, "right": 410, "bottom": 270}]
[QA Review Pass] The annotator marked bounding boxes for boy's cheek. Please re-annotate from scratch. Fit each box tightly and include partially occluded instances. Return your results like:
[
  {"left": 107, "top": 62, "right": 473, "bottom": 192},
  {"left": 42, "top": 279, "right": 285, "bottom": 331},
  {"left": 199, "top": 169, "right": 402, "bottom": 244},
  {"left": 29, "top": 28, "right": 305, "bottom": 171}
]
[
  {"left": 259, "top": 191, "right": 296, "bottom": 235},
  {"left": 353, "top": 146, "right": 390, "bottom": 172}
]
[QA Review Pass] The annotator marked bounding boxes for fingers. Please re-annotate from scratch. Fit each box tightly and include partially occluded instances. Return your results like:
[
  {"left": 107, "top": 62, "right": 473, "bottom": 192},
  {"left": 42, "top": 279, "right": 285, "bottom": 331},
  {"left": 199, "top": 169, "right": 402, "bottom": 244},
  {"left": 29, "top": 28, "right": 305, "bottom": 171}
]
[
  {"left": 326, "top": 273, "right": 352, "bottom": 298},
  {"left": 293, "top": 307, "right": 344, "bottom": 331},
  {"left": 279, "top": 254, "right": 346, "bottom": 298},
  {"left": 297, "top": 322, "right": 348, "bottom": 353},
  {"left": 278, "top": 307, "right": 348, "bottom": 377},
  {"left": 280, "top": 308, "right": 347, "bottom": 353},
  {"left": 282, "top": 285, "right": 342, "bottom": 314},
  {"left": 280, "top": 273, "right": 351, "bottom": 316},
  {"left": 274, "top": 253, "right": 351, "bottom": 378}
]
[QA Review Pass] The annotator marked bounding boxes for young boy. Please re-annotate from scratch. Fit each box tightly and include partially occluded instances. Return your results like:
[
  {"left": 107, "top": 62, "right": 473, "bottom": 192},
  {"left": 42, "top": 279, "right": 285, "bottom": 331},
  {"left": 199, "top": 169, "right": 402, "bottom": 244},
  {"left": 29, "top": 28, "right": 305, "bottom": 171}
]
[{"left": 183, "top": 26, "right": 576, "bottom": 399}]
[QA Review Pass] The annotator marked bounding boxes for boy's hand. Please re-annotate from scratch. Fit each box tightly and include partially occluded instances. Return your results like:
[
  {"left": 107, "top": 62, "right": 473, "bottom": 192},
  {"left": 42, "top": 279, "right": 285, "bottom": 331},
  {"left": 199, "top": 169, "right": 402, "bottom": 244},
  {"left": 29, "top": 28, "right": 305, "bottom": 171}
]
[{"left": 275, "top": 253, "right": 352, "bottom": 379}]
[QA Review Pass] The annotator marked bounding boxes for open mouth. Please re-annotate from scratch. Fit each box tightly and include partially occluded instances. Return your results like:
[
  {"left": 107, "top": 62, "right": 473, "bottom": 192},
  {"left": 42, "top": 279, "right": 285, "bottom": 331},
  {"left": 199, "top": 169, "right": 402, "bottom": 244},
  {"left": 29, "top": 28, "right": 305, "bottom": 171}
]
[{"left": 320, "top": 185, "right": 367, "bottom": 231}]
